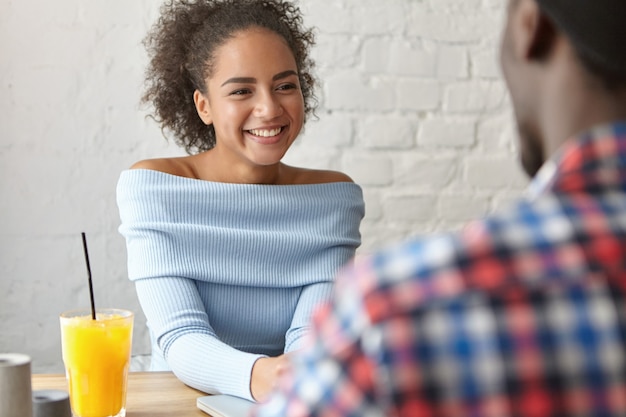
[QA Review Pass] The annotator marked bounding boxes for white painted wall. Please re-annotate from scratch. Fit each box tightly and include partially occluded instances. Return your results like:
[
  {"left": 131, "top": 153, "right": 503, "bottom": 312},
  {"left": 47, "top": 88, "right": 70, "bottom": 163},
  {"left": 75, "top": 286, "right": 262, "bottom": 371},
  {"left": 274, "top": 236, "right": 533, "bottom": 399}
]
[{"left": 0, "top": 0, "right": 526, "bottom": 373}]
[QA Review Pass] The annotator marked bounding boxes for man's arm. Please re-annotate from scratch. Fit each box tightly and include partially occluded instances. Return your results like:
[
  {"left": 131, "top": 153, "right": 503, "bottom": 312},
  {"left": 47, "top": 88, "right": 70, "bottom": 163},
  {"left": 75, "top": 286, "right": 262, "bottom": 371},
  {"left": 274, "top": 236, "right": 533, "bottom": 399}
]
[{"left": 253, "top": 302, "right": 382, "bottom": 417}]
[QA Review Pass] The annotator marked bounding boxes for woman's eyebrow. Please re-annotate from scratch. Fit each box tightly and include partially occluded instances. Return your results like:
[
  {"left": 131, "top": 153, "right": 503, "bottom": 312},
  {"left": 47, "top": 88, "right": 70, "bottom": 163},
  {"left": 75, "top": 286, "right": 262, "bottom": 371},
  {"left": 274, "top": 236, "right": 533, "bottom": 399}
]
[
  {"left": 221, "top": 77, "right": 255, "bottom": 87},
  {"left": 220, "top": 70, "right": 298, "bottom": 87},
  {"left": 272, "top": 70, "right": 298, "bottom": 81}
]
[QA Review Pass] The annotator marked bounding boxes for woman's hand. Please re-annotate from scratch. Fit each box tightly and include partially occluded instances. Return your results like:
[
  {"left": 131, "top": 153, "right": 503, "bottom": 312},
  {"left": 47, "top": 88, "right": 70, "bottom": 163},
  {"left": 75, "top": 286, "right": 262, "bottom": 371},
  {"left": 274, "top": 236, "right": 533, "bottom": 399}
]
[{"left": 250, "top": 354, "right": 292, "bottom": 402}]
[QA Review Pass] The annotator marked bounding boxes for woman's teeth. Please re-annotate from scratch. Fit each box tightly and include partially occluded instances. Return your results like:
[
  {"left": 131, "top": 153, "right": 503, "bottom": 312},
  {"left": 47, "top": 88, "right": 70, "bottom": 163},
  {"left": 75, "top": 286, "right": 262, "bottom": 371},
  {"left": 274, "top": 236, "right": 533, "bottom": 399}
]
[{"left": 248, "top": 127, "right": 282, "bottom": 137}]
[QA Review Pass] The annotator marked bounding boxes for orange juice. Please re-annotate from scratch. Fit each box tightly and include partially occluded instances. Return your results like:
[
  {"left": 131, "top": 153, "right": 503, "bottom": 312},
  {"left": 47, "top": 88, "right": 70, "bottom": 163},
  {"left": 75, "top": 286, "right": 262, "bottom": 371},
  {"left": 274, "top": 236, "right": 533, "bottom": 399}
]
[{"left": 60, "top": 309, "right": 133, "bottom": 417}]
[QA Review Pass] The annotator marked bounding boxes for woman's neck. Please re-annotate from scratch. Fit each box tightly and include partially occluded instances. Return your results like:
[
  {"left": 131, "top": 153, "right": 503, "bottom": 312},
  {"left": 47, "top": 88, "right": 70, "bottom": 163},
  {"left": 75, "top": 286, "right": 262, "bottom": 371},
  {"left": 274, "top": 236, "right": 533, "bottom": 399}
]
[{"left": 189, "top": 151, "right": 290, "bottom": 184}]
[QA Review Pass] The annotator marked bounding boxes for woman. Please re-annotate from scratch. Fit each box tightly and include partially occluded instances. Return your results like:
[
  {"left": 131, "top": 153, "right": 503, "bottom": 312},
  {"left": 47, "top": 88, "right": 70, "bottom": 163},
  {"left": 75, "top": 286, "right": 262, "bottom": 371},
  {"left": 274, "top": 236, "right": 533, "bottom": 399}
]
[{"left": 116, "top": 0, "right": 364, "bottom": 402}]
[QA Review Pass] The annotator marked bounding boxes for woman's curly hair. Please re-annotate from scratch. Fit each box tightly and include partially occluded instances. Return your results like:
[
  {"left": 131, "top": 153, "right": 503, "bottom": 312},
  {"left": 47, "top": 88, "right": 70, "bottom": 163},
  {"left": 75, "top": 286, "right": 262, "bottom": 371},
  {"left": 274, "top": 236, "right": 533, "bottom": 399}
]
[{"left": 142, "top": 0, "right": 317, "bottom": 154}]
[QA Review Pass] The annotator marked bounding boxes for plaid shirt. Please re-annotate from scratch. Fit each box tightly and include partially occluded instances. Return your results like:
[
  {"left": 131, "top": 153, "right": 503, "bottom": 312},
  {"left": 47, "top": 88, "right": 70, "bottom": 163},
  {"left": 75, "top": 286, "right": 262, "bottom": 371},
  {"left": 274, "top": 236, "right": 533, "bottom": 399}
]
[{"left": 255, "top": 122, "right": 626, "bottom": 417}]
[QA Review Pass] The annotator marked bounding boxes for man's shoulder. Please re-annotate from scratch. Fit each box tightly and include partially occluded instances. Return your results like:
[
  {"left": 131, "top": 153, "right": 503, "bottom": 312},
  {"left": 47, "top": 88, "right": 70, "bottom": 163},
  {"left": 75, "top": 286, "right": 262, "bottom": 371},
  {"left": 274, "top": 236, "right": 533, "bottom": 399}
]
[
  {"left": 342, "top": 196, "right": 571, "bottom": 319},
  {"left": 366, "top": 198, "right": 541, "bottom": 278}
]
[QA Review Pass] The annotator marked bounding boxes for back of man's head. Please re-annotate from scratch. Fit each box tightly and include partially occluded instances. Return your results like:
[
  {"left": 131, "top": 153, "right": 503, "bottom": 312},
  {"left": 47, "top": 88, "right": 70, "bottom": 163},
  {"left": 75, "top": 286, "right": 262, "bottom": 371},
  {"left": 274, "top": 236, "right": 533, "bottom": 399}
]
[{"left": 535, "top": 0, "right": 626, "bottom": 89}]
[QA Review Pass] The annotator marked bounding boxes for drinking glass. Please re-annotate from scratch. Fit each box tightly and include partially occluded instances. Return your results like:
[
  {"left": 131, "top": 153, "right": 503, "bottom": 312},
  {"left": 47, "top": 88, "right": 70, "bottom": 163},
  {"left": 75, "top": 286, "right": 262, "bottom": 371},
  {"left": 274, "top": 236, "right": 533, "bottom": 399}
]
[{"left": 60, "top": 308, "right": 133, "bottom": 417}]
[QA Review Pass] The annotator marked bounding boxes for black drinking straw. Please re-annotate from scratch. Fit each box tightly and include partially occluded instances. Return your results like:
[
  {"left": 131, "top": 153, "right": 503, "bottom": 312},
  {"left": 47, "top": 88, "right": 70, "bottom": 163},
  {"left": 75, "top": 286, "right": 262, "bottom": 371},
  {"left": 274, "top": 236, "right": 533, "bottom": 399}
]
[{"left": 81, "top": 232, "right": 97, "bottom": 320}]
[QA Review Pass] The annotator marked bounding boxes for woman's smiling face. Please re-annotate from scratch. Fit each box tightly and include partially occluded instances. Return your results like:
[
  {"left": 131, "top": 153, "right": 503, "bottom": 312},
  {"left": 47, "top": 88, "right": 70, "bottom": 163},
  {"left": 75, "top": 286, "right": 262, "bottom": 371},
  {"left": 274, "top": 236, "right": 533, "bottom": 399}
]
[{"left": 193, "top": 27, "right": 305, "bottom": 169}]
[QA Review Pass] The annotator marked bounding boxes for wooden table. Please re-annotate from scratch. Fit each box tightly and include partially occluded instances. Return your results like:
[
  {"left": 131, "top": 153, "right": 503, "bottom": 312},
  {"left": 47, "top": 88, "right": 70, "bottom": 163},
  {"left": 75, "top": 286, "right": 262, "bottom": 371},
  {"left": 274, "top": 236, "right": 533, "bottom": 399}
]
[{"left": 32, "top": 372, "right": 209, "bottom": 417}]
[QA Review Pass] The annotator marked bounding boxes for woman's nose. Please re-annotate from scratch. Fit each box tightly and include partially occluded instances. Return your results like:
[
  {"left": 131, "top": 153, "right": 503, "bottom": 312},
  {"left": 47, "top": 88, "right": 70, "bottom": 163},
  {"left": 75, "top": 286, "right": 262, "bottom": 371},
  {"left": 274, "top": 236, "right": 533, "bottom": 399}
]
[{"left": 254, "top": 91, "right": 283, "bottom": 118}]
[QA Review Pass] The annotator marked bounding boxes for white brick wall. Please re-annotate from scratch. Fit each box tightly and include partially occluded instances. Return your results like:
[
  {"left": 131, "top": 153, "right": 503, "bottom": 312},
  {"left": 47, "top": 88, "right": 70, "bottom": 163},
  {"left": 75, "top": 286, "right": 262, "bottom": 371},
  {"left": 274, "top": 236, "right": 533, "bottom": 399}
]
[{"left": 0, "top": 0, "right": 527, "bottom": 373}]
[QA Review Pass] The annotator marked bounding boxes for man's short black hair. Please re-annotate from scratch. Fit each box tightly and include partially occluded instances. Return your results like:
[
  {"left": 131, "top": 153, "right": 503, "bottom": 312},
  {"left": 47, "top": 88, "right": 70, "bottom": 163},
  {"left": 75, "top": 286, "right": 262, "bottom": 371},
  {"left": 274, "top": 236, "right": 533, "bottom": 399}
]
[{"left": 536, "top": 0, "right": 626, "bottom": 89}]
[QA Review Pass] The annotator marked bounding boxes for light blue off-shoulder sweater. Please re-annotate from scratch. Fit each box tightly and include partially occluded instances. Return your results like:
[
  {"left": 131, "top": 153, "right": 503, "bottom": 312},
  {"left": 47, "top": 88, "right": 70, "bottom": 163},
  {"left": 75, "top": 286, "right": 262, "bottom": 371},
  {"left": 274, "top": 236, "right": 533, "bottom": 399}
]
[{"left": 116, "top": 169, "right": 364, "bottom": 401}]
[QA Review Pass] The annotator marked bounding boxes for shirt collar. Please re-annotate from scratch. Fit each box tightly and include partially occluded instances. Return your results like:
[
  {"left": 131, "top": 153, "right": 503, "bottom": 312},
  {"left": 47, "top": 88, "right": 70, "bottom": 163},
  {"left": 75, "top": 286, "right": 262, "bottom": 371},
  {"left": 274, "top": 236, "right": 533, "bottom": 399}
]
[{"left": 524, "top": 120, "right": 626, "bottom": 200}]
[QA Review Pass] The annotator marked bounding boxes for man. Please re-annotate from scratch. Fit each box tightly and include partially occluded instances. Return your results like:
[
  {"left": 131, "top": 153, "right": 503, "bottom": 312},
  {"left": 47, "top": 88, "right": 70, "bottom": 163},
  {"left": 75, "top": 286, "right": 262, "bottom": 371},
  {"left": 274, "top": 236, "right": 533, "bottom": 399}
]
[{"left": 256, "top": 0, "right": 626, "bottom": 415}]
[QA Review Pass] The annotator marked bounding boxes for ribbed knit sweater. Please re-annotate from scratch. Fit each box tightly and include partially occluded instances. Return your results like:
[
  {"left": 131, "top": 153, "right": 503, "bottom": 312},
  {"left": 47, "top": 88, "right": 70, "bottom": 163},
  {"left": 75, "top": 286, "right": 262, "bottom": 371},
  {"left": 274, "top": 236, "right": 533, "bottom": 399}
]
[{"left": 116, "top": 169, "right": 364, "bottom": 401}]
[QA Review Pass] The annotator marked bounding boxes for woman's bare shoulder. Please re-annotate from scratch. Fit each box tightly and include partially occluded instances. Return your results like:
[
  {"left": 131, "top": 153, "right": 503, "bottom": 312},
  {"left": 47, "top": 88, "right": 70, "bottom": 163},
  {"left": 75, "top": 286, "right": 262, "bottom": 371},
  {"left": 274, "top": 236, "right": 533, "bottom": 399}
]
[
  {"left": 287, "top": 165, "right": 355, "bottom": 185},
  {"left": 312, "top": 169, "right": 354, "bottom": 184},
  {"left": 129, "top": 157, "right": 197, "bottom": 178}
]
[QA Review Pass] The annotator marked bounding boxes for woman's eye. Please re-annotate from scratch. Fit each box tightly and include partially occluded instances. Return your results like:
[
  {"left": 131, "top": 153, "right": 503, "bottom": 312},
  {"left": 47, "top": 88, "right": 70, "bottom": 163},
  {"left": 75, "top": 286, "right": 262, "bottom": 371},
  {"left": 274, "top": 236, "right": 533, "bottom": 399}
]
[
  {"left": 276, "top": 83, "right": 297, "bottom": 91},
  {"left": 230, "top": 88, "right": 251, "bottom": 96}
]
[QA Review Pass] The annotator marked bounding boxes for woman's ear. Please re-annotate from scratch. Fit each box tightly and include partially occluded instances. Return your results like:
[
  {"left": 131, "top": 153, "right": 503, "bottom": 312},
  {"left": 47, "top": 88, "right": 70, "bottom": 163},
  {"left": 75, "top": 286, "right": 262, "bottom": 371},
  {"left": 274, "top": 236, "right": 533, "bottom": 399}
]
[{"left": 193, "top": 89, "right": 213, "bottom": 125}]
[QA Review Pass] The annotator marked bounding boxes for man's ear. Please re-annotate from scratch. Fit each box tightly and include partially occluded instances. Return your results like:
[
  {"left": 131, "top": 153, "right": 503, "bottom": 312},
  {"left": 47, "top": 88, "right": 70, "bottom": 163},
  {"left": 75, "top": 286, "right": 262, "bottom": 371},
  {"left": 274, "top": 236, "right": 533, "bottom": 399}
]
[
  {"left": 514, "top": 0, "right": 558, "bottom": 62},
  {"left": 193, "top": 89, "right": 213, "bottom": 125}
]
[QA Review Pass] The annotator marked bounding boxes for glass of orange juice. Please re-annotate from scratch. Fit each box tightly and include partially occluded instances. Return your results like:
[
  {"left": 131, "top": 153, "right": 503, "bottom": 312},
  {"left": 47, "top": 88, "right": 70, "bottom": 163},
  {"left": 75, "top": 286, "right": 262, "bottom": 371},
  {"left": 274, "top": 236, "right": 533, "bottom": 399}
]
[{"left": 60, "top": 308, "right": 133, "bottom": 417}]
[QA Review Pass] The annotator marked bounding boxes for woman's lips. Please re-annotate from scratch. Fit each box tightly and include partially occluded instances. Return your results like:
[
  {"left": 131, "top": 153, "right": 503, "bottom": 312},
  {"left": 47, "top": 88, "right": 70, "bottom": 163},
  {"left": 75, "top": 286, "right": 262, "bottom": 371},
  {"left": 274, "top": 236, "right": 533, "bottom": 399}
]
[{"left": 246, "top": 126, "right": 285, "bottom": 144}]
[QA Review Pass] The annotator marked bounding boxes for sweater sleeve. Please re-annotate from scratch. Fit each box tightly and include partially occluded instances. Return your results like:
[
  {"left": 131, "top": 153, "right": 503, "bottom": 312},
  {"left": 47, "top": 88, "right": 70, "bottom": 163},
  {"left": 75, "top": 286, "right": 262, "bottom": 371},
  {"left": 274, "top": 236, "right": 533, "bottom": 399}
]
[
  {"left": 284, "top": 281, "right": 334, "bottom": 353},
  {"left": 134, "top": 276, "right": 263, "bottom": 401}
]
